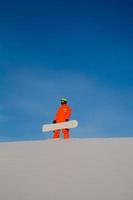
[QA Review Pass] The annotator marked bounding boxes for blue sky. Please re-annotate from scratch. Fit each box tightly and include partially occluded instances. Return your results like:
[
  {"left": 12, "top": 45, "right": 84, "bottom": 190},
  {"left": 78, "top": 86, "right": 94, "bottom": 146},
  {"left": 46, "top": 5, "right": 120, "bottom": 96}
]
[{"left": 0, "top": 0, "right": 133, "bottom": 141}]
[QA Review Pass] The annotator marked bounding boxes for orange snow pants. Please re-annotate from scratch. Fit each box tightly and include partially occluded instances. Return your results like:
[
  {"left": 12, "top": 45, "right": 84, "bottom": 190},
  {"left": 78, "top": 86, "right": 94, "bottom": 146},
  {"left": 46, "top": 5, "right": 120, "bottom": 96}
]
[{"left": 53, "top": 129, "right": 69, "bottom": 139}]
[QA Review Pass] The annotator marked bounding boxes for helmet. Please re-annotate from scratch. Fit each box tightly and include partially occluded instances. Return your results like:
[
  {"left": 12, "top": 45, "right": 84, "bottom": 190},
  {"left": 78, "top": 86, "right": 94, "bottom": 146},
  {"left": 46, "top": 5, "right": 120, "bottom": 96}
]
[{"left": 61, "top": 98, "right": 67, "bottom": 103}]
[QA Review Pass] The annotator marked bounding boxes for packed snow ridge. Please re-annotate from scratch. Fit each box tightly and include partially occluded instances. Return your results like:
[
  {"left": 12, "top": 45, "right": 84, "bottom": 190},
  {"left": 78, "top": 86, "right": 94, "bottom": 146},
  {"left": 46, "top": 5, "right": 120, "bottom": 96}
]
[{"left": 0, "top": 138, "right": 133, "bottom": 200}]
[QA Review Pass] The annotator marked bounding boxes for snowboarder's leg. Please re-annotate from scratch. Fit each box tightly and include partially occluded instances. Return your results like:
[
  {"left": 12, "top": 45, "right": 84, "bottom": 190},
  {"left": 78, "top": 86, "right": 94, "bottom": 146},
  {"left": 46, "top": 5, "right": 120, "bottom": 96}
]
[
  {"left": 53, "top": 130, "right": 60, "bottom": 139},
  {"left": 62, "top": 129, "right": 69, "bottom": 139}
]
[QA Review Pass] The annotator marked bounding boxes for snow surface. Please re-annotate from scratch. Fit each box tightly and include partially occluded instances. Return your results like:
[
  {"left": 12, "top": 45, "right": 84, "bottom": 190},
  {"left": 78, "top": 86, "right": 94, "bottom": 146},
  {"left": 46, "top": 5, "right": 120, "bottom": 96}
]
[{"left": 0, "top": 138, "right": 133, "bottom": 200}]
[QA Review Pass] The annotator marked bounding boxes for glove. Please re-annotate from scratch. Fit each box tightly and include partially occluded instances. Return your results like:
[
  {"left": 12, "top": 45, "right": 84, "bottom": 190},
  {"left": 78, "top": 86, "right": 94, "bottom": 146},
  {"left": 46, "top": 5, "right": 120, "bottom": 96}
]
[
  {"left": 53, "top": 120, "right": 56, "bottom": 124},
  {"left": 65, "top": 119, "right": 69, "bottom": 121}
]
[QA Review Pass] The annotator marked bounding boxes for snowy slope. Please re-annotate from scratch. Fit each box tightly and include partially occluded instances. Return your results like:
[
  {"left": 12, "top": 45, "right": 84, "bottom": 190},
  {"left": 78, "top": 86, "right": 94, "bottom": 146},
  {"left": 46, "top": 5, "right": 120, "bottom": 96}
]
[{"left": 0, "top": 138, "right": 133, "bottom": 200}]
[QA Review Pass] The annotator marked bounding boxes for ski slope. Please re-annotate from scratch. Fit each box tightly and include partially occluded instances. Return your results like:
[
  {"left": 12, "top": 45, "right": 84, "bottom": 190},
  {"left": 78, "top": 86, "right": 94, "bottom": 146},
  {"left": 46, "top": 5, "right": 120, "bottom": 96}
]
[{"left": 0, "top": 138, "right": 133, "bottom": 200}]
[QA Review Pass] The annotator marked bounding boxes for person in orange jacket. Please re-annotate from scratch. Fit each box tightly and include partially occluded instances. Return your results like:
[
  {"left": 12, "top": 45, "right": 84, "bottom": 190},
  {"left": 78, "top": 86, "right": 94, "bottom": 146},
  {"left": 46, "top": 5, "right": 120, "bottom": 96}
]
[{"left": 53, "top": 98, "right": 72, "bottom": 139}]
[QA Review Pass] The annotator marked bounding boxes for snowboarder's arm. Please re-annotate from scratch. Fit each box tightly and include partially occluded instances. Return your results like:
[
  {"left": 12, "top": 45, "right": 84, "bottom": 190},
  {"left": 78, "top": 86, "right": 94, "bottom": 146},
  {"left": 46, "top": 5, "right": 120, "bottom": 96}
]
[
  {"left": 53, "top": 108, "right": 60, "bottom": 121},
  {"left": 65, "top": 107, "right": 71, "bottom": 121}
]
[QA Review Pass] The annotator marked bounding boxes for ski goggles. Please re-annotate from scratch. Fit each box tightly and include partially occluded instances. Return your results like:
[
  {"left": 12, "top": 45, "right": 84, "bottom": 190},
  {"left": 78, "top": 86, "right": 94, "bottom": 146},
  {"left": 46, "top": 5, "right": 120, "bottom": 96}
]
[{"left": 61, "top": 98, "right": 67, "bottom": 103}]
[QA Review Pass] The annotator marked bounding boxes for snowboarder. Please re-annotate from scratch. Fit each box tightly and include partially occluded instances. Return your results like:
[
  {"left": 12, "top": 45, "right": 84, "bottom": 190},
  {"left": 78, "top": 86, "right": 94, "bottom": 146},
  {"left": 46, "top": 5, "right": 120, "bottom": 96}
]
[{"left": 53, "top": 98, "right": 72, "bottom": 139}]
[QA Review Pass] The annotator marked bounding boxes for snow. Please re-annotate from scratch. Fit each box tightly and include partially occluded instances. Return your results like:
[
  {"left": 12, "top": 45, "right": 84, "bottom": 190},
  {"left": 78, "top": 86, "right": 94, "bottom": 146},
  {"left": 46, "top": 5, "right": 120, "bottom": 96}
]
[{"left": 0, "top": 138, "right": 133, "bottom": 200}]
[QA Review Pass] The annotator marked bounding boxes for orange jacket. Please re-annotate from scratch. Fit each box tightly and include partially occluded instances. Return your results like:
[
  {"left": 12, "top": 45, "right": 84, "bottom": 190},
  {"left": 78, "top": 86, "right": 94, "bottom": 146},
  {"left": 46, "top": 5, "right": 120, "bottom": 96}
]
[{"left": 54, "top": 104, "right": 71, "bottom": 122}]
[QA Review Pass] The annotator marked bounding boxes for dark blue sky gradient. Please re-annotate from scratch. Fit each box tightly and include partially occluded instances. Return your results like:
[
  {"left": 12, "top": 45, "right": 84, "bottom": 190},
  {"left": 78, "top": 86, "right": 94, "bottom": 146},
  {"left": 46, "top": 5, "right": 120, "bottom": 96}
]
[{"left": 0, "top": 0, "right": 133, "bottom": 141}]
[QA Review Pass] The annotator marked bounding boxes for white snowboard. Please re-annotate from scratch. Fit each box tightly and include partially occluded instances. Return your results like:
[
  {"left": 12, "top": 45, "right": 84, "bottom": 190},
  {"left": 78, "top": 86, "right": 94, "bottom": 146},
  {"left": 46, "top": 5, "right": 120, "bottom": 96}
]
[{"left": 42, "top": 120, "right": 78, "bottom": 132}]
